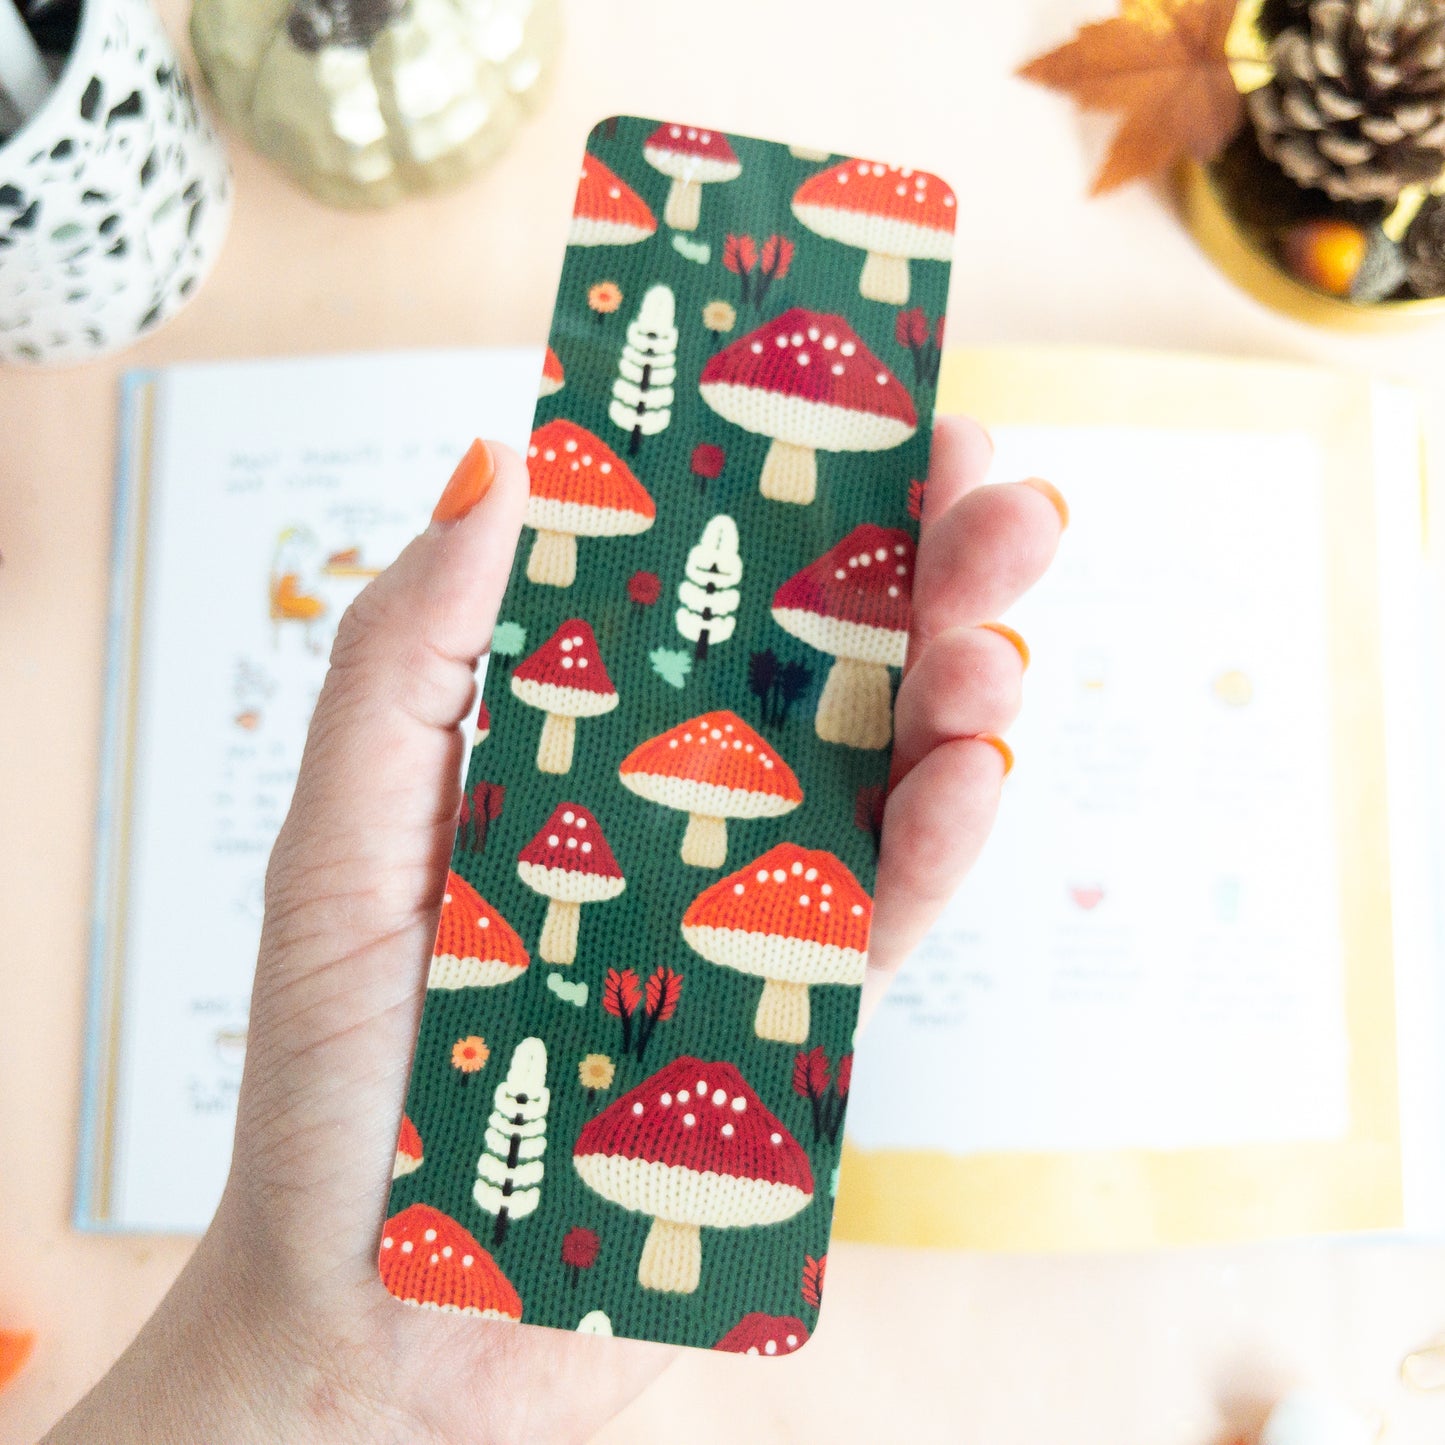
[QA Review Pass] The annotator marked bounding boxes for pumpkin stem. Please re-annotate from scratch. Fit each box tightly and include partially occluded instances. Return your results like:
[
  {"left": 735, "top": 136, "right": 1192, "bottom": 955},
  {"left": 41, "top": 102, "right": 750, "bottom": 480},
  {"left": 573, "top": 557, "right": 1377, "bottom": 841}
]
[{"left": 286, "top": 0, "right": 408, "bottom": 51}]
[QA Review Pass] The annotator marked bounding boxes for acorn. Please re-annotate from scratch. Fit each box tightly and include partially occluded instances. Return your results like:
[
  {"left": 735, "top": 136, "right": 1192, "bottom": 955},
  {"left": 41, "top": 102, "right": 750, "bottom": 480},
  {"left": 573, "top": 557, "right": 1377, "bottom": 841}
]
[{"left": 1280, "top": 218, "right": 1368, "bottom": 296}]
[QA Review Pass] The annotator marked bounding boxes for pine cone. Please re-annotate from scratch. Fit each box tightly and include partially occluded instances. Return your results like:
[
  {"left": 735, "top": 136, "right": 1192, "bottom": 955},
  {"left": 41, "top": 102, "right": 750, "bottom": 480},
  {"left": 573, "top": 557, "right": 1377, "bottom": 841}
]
[
  {"left": 1248, "top": 0, "right": 1445, "bottom": 204},
  {"left": 1403, "top": 192, "right": 1445, "bottom": 291}
]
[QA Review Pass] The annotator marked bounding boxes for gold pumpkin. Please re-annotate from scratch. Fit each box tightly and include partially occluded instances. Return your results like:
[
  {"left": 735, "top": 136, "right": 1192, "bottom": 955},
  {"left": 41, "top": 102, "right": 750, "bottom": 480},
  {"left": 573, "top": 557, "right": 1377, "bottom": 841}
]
[{"left": 190, "top": 0, "right": 560, "bottom": 207}]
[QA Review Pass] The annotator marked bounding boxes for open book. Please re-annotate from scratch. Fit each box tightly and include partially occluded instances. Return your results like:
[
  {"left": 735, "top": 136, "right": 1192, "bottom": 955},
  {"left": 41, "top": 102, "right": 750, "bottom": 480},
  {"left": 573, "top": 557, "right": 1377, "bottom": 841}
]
[{"left": 80, "top": 346, "right": 1440, "bottom": 1245}]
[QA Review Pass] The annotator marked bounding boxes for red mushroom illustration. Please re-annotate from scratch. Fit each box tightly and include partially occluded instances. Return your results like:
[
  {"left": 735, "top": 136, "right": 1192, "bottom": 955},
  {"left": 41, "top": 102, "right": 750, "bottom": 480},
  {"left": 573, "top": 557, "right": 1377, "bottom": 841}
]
[
  {"left": 714, "top": 1313, "right": 811, "bottom": 1356},
  {"left": 698, "top": 308, "right": 917, "bottom": 505},
  {"left": 573, "top": 1056, "right": 813, "bottom": 1294},
  {"left": 569, "top": 152, "right": 657, "bottom": 247},
  {"left": 540, "top": 345, "right": 565, "bottom": 398},
  {"left": 682, "top": 844, "right": 872, "bottom": 1043},
  {"left": 510, "top": 619, "right": 618, "bottom": 774},
  {"left": 517, "top": 803, "right": 625, "bottom": 964},
  {"left": 524, "top": 419, "right": 656, "bottom": 588},
  {"left": 643, "top": 122, "right": 742, "bottom": 231},
  {"left": 772, "top": 525, "right": 915, "bottom": 750},
  {"left": 427, "top": 870, "right": 530, "bottom": 989},
  {"left": 618, "top": 710, "right": 802, "bottom": 868},
  {"left": 378, "top": 1204, "right": 522, "bottom": 1320},
  {"left": 392, "top": 1113, "right": 423, "bottom": 1179},
  {"left": 473, "top": 698, "right": 490, "bottom": 747},
  {"left": 792, "top": 158, "right": 957, "bottom": 305}
]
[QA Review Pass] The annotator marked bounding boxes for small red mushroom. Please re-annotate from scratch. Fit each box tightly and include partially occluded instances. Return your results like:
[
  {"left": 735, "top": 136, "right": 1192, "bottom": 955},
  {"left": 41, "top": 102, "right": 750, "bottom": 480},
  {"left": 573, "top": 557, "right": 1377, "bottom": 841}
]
[
  {"left": 428, "top": 870, "right": 530, "bottom": 989},
  {"left": 682, "top": 844, "right": 872, "bottom": 1043},
  {"left": 570, "top": 153, "right": 657, "bottom": 247},
  {"left": 474, "top": 698, "right": 490, "bottom": 747},
  {"left": 792, "top": 158, "right": 957, "bottom": 305},
  {"left": 524, "top": 420, "right": 656, "bottom": 588},
  {"left": 772, "top": 525, "right": 915, "bottom": 749},
  {"left": 510, "top": 619, "right": 618, "bottom": 774},
  {"left": 714, "top": 1313, "right": 811, "bottom": 1356},
  {"left": 517, "top": 803, "right": 625, "bottom": 964},
  {"left": 379, "top": 1204, "right": 522, "bottom": 1320},
  {"left": 540, "top": 345, "right": 565, "bottom": 398},
  {"left": 574, "top": 1056, "right": 813, "bottom": 1294},
  {"left": 393, "top": 1114, "right": 424, "bottom": 1179},
  {"left": 618, "top": 710, "right": 803, "bottom": 868},
  {"left": 699, "top": 308, "right": 917, "bottom": 505},
  {"left": 643, "top": 122, "right": 742, "bottom": 231}
]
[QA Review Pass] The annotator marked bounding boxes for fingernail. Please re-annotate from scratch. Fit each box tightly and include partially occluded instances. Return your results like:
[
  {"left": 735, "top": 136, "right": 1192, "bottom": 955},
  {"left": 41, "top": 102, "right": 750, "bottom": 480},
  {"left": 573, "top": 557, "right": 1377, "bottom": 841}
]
[
  {"left": 432, "top": 440, "right": 495, "bottom": 525},
  {"left": 979, "top": 622, "right": 1029, "bottom": 670},
  {"left": 1022, "top": 477, "right": 1069, "bottom": 530},
  {"left": 976, "top": 733, "right": 1014, "bottom": 777}
]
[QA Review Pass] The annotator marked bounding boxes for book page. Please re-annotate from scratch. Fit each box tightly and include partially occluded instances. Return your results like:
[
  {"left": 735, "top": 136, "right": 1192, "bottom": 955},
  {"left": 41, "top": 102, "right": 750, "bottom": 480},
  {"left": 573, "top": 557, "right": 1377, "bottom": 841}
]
[
  {"left": 849, "top": 424, "right": 1349, "bottom": 1153},
  {"left": 86, "top": 350, "right": 540, "bottom": 1232},
  {"left": 836, "top": 349, "right": 1404, "bottom": 1250}
]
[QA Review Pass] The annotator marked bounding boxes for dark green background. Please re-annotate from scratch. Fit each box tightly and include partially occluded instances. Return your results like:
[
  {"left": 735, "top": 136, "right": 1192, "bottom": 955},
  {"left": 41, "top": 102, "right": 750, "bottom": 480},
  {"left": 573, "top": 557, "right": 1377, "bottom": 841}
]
[{"left": 386, "top": 115, "right": 953, "bottom": 1351}]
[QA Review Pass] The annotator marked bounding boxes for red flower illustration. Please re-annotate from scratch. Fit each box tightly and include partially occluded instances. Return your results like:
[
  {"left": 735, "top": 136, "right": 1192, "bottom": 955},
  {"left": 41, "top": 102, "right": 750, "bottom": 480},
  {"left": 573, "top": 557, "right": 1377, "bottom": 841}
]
[
  {"left": 801, "top": 1253, "right": 826, "bottom": 1309},
  {"left": 691, "top": 443, "right": 725, "bottom": 490},
  {"left": 896, "top": 307, "right": 930, "bottom": 348},
  {"left": 603, "top": 967, "right": 642, "bottom": 1018},
  {"left": 723, "top": 234, "right": 758, "bottom": 275},
  {"left": 561, "top": 1225, "right": 601, "bottom": 1286},
  {"left": 628, "top": 570, "right": 662, "bottom": 607},
  {"left": 907, "top": 478, "right": 927, "bottom": 522},
  {"left": 759, "top": 234, "right": 794, "bottom": 281}
]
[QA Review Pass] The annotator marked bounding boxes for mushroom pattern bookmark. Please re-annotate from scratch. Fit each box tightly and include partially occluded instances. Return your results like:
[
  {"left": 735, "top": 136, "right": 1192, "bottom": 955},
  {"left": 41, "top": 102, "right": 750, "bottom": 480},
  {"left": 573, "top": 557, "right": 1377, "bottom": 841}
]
[{"left": 382, "top": 116, "right": 954, "bottom": 1351}]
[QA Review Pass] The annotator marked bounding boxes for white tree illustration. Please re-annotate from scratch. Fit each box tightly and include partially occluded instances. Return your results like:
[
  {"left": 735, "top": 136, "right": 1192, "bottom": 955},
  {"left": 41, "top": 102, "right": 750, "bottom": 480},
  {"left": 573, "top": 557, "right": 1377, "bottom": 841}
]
[
  {"left": 676, "top": 515, "right": 742, "bottom": 662},
  {"left": 473, "top": 1036, "right": 549, "bottom": 1245},
  {"left": 608, "top": 284, "right": 676, "bottom": 456}
]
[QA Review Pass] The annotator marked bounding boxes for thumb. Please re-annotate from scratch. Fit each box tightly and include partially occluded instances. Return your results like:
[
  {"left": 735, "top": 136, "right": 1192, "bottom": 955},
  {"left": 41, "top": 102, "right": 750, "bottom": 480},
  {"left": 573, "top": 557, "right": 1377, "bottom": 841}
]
[{"left": 263, "top": 439, "right": 528, "bottom": 953}]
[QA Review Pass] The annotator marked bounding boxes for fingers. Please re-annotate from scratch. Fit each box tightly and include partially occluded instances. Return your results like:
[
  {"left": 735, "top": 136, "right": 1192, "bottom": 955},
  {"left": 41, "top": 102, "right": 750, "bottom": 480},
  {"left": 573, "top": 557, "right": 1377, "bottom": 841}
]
[
  {"left": 918, "top": 413, "right": 995, "bottom": 527},
  {"left": 862, "top": 736, "right": 1008, "bottom": 1018},
  {"left": 891, "top": 625, "right": 1024, "bottom": 783},
  {"left": 909, "top": 478, "right": 1064, "bottom": 656},
  {"left": 264, "top": 441, "right": 528, "bottom": 935}
]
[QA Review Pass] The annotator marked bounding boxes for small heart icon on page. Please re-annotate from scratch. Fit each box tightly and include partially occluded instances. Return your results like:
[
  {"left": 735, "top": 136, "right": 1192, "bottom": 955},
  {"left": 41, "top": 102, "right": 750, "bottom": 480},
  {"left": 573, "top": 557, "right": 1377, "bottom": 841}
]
[{"left": 1071, "top": 886, "right": 1105, "bottom": 911}]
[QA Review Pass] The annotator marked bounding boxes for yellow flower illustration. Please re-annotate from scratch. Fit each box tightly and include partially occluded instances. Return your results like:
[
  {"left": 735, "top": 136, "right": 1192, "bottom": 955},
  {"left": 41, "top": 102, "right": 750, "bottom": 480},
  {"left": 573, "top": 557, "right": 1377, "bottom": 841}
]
[
  {"left": 578, "top": 1053, "right": 615, "bottom": 1094},
  {"left": 702, "top": 299, "right": 737, "bottom": 334}
]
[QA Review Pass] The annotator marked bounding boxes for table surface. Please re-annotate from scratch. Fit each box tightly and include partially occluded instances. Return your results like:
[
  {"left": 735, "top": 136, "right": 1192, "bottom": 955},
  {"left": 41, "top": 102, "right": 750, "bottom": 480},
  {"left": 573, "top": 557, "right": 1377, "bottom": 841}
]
[{"left": 6, "top": 1, "right": 1445, "bottom": 1441}]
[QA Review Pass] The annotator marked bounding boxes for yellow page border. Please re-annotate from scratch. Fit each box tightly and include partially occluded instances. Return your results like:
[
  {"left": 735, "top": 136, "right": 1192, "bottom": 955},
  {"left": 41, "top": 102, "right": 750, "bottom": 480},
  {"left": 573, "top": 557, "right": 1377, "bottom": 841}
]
[{"left": 835, "top": 347, "right": 1402, "bottom": 1250}]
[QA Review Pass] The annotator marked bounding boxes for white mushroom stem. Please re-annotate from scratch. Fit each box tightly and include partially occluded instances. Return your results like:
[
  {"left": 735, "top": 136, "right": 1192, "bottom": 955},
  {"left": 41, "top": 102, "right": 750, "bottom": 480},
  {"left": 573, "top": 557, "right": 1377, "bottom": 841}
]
[
  {"left": 859, "top": 250, "right": 910, "bottom": 306},
  {"left": 681, "top": 813, "right": 727, "bottom": 868},
  {"left": 816, "top": 657, "right": 894, "bottom": 750},
  {"left": 663, "top": 178, "right": 702, "bottom": 231},
  {"left": 759, "top": 439, "right": 817, "bottom": 506},
  {"left": 536, "top": 712, "right": 576, "bottom": 774},
  {"left": 638, "top": 1216, "right": 702, "bottom": 1293},
  {"left": 539, "top": 899, "right": 580, "bottom": 965},
  {"left": 527, "top": 529, "right": 577, "bottom": 588},
  {"left": 755, "top": 979, "right": 810, "bottom": 1044}
]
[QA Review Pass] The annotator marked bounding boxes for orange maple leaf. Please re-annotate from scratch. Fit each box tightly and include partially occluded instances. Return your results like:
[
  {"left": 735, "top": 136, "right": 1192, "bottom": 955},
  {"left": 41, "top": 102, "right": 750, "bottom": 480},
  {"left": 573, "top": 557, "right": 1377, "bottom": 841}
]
[{"left": 1018, "top": 0, "right": 1243, "bottom": 194}]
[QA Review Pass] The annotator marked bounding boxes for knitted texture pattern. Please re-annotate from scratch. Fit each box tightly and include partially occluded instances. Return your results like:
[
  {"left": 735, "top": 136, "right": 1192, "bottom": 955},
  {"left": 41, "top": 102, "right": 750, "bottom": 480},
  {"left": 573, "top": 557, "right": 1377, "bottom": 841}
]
[{"left": 381, "top": 115, "right": 953, "bottom": 1349}]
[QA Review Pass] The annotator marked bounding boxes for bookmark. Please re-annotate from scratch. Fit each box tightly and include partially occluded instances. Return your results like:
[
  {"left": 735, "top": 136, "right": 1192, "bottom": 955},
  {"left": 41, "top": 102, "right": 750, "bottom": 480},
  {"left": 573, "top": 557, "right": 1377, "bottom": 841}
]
[{"left": 380, "top": 115, "right": 955, "bottom": 1352}]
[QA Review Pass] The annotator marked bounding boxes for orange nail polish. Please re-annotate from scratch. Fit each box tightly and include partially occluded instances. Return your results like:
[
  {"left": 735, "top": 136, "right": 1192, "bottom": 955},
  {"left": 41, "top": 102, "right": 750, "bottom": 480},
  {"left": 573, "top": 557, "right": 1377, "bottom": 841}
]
[
  {"left": 979, "top": 622, "right": 1029, "bottom": 670},
  {"left": 1022, "top": 477, "right": 1069, "bottom": 530},
  {"left": 432, "top": 440, "right": 495, "bottom": 524},
  {"left": 976, "top": 733, "right": 1014, "bottom": 777}
]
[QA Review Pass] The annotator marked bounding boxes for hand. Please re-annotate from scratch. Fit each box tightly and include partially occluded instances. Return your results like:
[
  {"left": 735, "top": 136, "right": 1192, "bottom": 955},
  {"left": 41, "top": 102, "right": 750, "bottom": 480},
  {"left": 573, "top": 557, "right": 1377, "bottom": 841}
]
[{"left": 44, "top": 417, "right": 1062, "bottom": 1445}]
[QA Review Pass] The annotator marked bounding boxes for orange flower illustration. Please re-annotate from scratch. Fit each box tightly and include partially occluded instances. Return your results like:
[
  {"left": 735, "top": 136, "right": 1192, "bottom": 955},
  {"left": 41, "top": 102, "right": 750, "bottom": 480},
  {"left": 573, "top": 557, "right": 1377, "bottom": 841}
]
[
  {"left": 451, "top": 1036, "right": 490, "bottom": 1081},
  {"left": 588, "top": 281, "right": 623, "bottom": 319}
]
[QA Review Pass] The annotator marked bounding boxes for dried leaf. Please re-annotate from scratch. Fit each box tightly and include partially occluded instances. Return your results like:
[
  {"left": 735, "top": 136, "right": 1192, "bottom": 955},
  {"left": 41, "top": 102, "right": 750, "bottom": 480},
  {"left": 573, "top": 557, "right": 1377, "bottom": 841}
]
[{"left": 1018, "top": 0, "right": 1243, "bottom": 192}]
